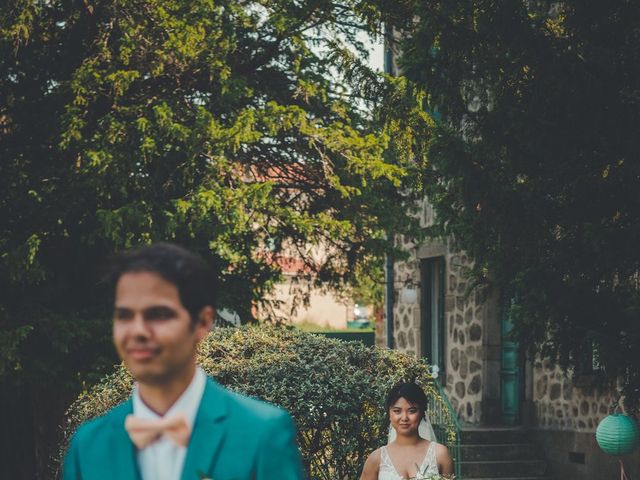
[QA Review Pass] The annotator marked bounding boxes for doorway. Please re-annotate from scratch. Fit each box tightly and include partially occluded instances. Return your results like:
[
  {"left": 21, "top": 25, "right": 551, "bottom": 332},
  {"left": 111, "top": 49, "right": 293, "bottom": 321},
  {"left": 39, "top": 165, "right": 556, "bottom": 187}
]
[
  {"left": 500, "top": 306, "right": 522, "bottom": 425},
  {"left": 420, "top": 257, "right": 445, "bottom": 380}
]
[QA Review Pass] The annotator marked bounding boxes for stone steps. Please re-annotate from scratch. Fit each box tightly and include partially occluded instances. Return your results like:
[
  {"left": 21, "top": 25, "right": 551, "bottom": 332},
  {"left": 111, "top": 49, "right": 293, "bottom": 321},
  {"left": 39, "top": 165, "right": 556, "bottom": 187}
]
[
  {"left": 461, "top": 427, "right": 530, "bottom": 445},
  {"left": 461, "top": 460, "right": 547, "bottom": 478},
  {"left": 459, "top": 428, "right": 549, "bottom": 480},
  {"left": 464, "top": 478, "right": 553, "bottom": 480},
  {"left": 461, "top": 444, "right": 540, "bottom": 461}
]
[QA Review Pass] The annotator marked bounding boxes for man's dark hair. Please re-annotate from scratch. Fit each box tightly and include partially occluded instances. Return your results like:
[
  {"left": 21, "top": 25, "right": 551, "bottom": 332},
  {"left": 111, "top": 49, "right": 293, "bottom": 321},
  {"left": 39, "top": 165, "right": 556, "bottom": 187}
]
[
  {"left": 384, "top": 382, "right": 428, "bottom": 419},
  {"left": 109, "top": 243, "right": 218, "bottom": 322}
]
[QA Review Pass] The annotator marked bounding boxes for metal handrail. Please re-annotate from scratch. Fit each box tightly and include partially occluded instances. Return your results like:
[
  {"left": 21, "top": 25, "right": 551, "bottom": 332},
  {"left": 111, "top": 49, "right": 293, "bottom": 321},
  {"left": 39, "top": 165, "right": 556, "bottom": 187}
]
[{"left": 428, "top": 378, "right": 463, "bottom": 478}]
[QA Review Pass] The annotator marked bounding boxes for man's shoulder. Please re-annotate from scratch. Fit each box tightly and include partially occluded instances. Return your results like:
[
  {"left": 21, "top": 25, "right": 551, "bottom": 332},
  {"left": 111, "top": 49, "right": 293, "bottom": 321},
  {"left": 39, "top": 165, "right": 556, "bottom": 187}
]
[
  {"left": 206, "top": 377, "right": 290, "bottom": 423},
  {"left": 71, "top": 399, "right": 131, "bottom": 442}
]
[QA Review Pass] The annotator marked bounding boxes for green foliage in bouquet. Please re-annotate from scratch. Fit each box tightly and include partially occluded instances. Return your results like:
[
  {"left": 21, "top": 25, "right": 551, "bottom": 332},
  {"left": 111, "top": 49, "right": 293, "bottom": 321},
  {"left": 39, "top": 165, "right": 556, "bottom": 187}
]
[
  {"left": 62, "top": 325, "right": 459, "bottom": 479},
  {"left": 411, "top": 462, "right": 456, "bottom": 480},
  {"left": 411, "top": 476, "right": 455, "bottom": 480}
]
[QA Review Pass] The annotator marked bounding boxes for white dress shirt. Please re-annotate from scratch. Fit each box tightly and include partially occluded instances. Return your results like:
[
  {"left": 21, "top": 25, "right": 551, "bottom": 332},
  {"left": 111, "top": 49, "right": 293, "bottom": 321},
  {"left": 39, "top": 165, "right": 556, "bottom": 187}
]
[{"left": 132, "top": 367, "right": 206, "bottom": 480}]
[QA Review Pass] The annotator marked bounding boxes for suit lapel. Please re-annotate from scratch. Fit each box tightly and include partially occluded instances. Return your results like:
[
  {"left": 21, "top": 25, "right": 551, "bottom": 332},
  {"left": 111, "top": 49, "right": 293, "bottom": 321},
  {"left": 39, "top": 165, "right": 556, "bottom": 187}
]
[
  {"left": 109, "top": 400, "right": 142, "bottom": 480},
  {"left": 180, "top": 378, "right": 228, "bottom": 480}
]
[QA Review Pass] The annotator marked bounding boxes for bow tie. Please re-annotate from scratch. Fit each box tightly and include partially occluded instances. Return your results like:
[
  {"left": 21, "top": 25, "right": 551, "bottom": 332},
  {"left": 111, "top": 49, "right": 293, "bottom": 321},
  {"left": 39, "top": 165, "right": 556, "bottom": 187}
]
[{"left": 125, "top": 413, "right": 191, "bottom": 449}]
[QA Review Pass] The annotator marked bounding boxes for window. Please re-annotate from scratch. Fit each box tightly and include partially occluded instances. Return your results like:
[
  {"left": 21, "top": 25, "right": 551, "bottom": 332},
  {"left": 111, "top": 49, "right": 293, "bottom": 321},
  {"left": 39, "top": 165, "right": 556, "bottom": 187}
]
[{"left": 575, "top": 340, "right": 603, "bottom": 376}]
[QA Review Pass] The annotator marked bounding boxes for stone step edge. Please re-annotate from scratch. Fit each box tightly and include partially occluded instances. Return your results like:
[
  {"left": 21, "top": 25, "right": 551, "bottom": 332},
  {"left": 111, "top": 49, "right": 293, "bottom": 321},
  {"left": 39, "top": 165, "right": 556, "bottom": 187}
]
[
  {"left": 460, "top": 460, "right": 546, "bottom": 464},
  {"left": 460, "top": 443, "right": 538, "bottom": 447},
  {"left": 460, "top": 424, "right": 530, "bottom": 432},
  {"left": 461, "top": 427, "right": 529, "bottom": 432},
  {"left": 463, "top": 477, "right": 552, "bottom": 480}
]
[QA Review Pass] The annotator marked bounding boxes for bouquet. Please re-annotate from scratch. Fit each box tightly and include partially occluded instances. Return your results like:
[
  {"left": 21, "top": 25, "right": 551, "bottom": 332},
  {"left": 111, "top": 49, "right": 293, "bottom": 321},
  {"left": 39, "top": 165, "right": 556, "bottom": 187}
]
[
  {"left": 410, "top": 464, "right": 456, "bottom": 480},
  {"left": 410, "top": 476, "right": 454, "bottom": 480}
]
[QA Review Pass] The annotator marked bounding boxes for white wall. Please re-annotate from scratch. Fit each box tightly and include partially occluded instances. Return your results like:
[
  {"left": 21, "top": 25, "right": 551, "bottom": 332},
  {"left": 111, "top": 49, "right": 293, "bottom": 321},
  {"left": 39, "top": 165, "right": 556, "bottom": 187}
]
[{"left": 262, "top": 278, "right": 352, "bottom": 329}]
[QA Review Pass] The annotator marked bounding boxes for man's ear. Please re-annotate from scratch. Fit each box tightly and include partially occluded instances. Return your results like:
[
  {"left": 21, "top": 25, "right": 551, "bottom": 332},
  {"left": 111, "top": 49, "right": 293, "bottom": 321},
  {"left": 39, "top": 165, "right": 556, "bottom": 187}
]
[{"left": 195, "top": 306, "right": 215, "bottom": 340}]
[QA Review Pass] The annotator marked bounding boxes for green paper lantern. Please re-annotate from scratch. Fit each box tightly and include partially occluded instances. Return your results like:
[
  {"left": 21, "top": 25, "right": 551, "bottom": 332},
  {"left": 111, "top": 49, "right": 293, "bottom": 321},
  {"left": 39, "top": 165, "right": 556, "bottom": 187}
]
[{"left": 596, "top": 414, "right": 640, "bottom": 456}]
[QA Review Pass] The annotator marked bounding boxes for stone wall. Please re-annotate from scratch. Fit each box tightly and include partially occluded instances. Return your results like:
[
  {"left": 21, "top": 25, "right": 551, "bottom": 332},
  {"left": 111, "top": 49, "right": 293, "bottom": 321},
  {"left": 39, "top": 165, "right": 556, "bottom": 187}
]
[
  {"left": 388, "top": 224, "right": 486, "bottom": 424},
  {"left": 445, "top": 250, "right": 484, "bottom": 424},
  {"left": 533, "top": 359, "right": 618, "bottom": 431},
  {"left": 385, "top": 227, "right": 621, "bottom": 429},
  {"left": 532, "top": 429, "right": 640, "bottom": 480},
  {"left": 391, "top": 233, "right": 420, "bottom": 357}
]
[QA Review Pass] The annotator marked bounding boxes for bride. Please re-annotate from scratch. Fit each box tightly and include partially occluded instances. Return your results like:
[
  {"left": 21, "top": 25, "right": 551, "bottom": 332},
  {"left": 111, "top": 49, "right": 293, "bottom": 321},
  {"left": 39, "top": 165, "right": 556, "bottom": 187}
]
[{"left": 360, "top": 382, "right": 454, "bottom": 479}]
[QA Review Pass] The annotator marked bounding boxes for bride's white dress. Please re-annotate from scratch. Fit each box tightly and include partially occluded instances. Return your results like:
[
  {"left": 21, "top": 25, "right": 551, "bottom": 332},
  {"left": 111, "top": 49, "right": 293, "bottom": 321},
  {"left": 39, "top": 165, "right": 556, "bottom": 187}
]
[{"left": 378, "top": 442, "right": 439, "bottom": 480}]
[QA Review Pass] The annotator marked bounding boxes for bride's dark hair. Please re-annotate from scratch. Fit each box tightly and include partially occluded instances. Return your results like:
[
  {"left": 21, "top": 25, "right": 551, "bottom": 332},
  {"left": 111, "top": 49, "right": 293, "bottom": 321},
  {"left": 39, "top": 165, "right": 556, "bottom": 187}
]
[{"left": 384, "top": 382, "right": 428, "bottom": 419}]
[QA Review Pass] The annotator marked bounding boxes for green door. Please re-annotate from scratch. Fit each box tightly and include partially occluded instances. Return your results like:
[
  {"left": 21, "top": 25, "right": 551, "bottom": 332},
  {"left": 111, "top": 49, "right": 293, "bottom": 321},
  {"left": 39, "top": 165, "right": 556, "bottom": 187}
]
[{"left": 500, "top": 308, "right": 520, "bottom": 424}]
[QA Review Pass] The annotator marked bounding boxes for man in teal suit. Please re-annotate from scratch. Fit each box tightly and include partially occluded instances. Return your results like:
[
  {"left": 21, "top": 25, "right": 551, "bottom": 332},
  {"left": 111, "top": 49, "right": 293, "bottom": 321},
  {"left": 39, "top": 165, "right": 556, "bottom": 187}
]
[{"left": 63, "top": 243, "right": 304, "bottom": 480}]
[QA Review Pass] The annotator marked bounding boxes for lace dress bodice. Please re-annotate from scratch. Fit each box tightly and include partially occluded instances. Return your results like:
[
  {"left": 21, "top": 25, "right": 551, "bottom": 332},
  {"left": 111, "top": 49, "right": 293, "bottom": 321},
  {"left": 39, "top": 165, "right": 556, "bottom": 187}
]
[{"left": 378, "top": 442, "right": 439, "bottom": 480}]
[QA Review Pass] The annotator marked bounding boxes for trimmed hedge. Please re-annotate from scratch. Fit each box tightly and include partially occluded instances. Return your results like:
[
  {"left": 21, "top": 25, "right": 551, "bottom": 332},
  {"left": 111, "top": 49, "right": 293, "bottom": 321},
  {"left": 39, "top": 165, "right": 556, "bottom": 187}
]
[{"left": 62, "top": 326, "right": 457, "bottom": 479}]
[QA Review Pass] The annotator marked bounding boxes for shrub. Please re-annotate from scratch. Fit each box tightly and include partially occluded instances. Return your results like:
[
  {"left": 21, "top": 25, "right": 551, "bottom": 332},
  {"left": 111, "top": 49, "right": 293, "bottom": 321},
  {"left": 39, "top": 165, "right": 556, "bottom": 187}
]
[{"left": 62, "top": 326, "right": 458, "bottom": 479}]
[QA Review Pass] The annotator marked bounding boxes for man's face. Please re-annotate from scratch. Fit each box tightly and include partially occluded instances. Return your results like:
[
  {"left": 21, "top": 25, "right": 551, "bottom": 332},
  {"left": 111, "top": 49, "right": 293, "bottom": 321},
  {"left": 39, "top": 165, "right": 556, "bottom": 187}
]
[{"left": 113, "top": 271, "right": 212, "bottom": 386}]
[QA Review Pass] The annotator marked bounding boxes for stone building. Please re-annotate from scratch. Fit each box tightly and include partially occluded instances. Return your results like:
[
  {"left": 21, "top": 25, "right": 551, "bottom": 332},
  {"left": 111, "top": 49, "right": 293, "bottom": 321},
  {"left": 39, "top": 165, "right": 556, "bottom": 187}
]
[
  {"left": 382, "top": 196, "right": 640, "bottom": 479},
  {"left": 379, "top": 22, "right": 640, "bottom": 478}
]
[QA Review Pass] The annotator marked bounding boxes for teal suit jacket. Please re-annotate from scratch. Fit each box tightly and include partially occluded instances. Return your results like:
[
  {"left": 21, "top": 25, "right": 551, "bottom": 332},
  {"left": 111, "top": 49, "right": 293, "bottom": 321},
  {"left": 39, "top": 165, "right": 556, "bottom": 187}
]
[{"left": 63, "top": 377, "right": 304, "bottom": 480}]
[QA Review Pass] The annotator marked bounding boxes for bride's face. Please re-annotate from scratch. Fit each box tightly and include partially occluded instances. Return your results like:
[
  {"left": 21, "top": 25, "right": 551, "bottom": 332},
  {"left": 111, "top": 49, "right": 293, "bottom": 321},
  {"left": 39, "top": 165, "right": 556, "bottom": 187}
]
[{"left": 389, "top": 397, "right": 422, "bottom": 436}]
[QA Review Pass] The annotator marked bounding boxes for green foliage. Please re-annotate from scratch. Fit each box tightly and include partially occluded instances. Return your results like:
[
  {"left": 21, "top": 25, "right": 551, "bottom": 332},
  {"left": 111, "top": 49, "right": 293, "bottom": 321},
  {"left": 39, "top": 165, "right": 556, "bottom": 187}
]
[
  {"left": 0, "top": 325, "right": 32, "bottom": 377},
  {"left": 0, "top": 0, "right": 422, "bottom": 389},
  {"left": 377, "top": 1, "right": 640, "bottom": 407},
  {"left": 63, "top": 326, "right": 458, "bottom": 479},
  {"left": 0, "top": 1, "right": 427, "bottom": 475},
  {"left": 411, "top": 476, "right": 454, "bottom": 480}
]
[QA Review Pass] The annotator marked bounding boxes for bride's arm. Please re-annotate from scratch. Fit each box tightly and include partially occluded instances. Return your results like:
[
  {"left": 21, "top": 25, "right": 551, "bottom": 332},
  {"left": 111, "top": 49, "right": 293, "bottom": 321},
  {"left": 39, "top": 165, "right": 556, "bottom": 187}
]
[
  {"left": 436, "top": 444, "right": 454, "bottom": 476},
  {"left": 359, "top": 448, "right": 381, "bottom": 480}
]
